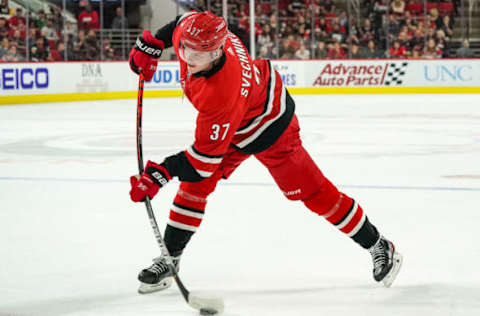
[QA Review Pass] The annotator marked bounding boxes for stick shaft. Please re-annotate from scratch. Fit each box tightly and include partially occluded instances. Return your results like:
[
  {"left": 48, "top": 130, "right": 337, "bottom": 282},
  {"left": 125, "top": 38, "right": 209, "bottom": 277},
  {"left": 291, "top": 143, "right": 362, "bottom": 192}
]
[{"left": 136, "top": 74, "right": 190, "bottom": 302}]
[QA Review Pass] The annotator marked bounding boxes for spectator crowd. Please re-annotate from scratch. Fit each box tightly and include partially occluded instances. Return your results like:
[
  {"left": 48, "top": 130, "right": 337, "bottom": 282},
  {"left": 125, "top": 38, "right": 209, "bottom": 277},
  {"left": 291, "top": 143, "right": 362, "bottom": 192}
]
[
  {"left": 199, "top": 0, "right": 474, "bottom": 59},
  {"left": 0, "top": 0, "right": 475, "bottom": 62},
  {"left": 0, "top": 0, "right": 128, "bottom": 62}
]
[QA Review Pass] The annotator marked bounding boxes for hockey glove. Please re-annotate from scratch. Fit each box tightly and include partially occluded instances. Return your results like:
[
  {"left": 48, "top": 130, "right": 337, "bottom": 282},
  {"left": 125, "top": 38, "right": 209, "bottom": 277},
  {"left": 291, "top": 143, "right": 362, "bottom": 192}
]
[
  {"left": 129, "top": 30, "right": 164, "bottom": 81},
  {"left": 129, "top": 160, "right": 172, "bottom": 202}
]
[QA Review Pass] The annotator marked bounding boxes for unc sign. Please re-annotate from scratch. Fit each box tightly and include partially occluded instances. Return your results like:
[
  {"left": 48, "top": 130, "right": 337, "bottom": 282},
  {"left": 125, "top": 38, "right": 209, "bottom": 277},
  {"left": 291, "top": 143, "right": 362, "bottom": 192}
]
[{"left": 424, "top": 65, "right": 472, "bottom": 82}]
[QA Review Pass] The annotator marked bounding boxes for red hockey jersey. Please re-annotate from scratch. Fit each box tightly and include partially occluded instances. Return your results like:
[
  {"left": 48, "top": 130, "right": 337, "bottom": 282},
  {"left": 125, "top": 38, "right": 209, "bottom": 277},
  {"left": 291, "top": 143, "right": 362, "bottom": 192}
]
[{"left": 167, "top": 12, "right": 294, "bottom": 180}]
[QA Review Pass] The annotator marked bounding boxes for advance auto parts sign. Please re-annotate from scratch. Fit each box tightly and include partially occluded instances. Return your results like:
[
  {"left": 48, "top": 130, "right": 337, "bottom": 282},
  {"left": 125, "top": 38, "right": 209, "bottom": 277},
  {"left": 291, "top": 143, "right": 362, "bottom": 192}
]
[{"left": 312, "top": 61, "right": 408, "bottom": 87}]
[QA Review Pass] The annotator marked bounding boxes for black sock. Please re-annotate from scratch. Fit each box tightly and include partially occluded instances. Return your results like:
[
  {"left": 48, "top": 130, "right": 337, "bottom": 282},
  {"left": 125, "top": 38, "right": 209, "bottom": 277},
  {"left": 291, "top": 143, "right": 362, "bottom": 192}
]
[
  {"left": 351, "top": 217, "right": 380, "bottom": 249},
  {"left": 164, "top": 224, "right": 194, "bottom": 257}
]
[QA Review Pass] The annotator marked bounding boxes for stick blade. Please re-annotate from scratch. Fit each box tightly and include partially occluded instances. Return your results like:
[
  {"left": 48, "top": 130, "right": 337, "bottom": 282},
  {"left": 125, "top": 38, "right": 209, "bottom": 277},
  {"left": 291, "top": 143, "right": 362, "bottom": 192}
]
[{"left": 188, "top": 294, "right": 224, "bottom": 314}]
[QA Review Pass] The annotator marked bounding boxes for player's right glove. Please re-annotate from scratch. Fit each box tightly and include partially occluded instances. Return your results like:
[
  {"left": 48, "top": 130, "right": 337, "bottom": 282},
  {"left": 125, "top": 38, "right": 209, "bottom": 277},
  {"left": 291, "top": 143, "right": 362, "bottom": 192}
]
[
  {"left": 129, "top": 160, "right": 172, "bottom": 202},
  {"left": 129, "top": 29, "right": 164, "bottom": 81}
]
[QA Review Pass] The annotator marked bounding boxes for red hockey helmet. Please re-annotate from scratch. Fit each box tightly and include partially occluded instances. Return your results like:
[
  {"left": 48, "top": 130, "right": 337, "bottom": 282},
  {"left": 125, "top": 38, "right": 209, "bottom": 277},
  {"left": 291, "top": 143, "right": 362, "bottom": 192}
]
[{"left": 179, "top": 11, "right": 228, "bottom": 65}]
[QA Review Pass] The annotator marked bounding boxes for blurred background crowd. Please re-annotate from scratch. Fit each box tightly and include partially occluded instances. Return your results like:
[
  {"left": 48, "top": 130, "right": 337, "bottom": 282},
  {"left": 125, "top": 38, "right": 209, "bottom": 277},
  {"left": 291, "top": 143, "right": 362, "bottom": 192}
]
[
  {"left": 0, "top": 0, "right": 131, "bottom": 62},
  {"left": 0, "top": 0, "right": 477, "bottom": 62},
  {"left": 200, "top": 0, "right": 477, "bottom": 59}
]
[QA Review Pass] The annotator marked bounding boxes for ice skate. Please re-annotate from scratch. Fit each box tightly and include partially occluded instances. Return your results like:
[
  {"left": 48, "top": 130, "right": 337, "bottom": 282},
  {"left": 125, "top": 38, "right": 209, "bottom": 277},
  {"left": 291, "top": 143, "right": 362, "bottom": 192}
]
[
  {"left": 137, "top": 255, "right": 180, "bottom": 294},
  {"left": 369, "top": 236, "right": 403, "bottom": 287}
]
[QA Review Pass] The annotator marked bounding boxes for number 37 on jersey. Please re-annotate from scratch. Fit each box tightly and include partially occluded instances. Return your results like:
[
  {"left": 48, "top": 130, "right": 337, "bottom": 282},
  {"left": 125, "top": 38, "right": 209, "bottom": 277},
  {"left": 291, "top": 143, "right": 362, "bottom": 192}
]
[{"left": 210, "top": 123, "right": 230, "bottom": 141}]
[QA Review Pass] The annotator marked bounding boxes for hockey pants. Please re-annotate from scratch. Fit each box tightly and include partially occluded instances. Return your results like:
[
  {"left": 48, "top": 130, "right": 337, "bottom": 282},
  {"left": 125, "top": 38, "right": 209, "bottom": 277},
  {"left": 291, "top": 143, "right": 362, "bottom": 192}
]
[{"left": 164, "top": 115, "right": 377, "bottom": 255}]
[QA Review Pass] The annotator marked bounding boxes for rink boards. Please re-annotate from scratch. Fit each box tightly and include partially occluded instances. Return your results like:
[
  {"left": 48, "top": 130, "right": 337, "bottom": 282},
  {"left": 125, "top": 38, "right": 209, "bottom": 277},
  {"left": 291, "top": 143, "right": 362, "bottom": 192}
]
[{"left": 1, "top": 59, "right": 480, "bottom": 105}]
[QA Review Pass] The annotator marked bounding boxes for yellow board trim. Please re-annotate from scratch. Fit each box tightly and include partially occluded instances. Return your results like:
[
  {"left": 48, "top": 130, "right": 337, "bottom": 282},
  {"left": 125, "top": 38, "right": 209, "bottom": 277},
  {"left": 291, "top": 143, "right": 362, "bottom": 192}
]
[
  {"left": 1, "top": 86, "right": 479, "bottom": 105},
  {"left": 0, "top": 90, "right": 183, "bottom": 105},
  {"left": 288, "top": 86, "right": 480, "bottom": 94}
]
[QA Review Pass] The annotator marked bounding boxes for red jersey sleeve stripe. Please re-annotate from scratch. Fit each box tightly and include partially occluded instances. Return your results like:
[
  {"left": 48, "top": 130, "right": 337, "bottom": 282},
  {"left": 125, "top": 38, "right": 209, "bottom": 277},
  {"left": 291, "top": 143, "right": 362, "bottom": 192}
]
[
  {"left": 187, "top": 145, "right": 223, "bottom": 163},
  {"left": 184, "top": 149, "right": 220, "bottom": 178},
  {"left": 185, "top": 149, "right": 220, "bottom": 171}
]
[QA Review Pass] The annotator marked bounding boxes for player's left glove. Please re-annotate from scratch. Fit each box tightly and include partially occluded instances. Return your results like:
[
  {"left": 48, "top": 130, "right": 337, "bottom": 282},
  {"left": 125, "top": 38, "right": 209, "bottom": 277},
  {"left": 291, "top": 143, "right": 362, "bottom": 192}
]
[{"left": 129, "top": 160, "right": 172, "bottom": 202}]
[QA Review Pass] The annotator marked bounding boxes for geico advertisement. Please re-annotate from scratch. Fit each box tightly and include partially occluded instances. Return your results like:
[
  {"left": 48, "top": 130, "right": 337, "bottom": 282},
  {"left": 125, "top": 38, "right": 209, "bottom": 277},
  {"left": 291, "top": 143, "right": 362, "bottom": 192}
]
[
  {"left": 0, "top": 62, "right": 138, "bottom": 95},
  {"left": 0, "top": 65, "right": 49, "bottom": 91}
]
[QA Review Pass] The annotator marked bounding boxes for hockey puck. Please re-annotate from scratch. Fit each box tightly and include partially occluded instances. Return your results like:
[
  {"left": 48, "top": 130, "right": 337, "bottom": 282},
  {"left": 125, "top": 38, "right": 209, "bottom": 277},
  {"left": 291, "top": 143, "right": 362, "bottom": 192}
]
[{"left": 199, "top": 307, "right": 218, "bottom": 315}]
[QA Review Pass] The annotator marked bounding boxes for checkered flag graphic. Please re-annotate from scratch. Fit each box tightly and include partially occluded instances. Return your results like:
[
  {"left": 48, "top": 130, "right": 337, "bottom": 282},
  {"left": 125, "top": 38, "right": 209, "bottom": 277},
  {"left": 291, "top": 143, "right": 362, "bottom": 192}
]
[{"left": 384, "top": 62, "right": 408, "bottom": 86}]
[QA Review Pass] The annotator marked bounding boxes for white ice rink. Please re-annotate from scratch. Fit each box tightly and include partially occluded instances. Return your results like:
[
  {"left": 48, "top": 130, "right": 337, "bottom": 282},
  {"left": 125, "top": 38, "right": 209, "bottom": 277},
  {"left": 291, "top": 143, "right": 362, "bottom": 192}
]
[{"left": 1, "top": 94, "right": 480, "bottom": 316}]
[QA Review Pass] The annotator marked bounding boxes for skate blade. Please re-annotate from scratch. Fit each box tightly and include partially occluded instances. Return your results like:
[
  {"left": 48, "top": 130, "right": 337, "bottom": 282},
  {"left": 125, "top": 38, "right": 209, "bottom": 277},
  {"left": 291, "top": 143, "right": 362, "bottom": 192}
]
[
  {"left": 382, "top": 252, "right": 403, "bottom": 288},
  {"left": 138, "top": 277, "right": 173, "bottom": 294}
]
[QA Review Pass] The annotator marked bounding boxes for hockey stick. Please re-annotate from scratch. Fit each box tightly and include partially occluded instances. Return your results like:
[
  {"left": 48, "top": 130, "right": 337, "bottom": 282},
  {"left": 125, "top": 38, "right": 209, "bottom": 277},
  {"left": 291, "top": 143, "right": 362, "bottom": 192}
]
[{"left": 135, "top": 74, "right": 224, "bottom": 315}]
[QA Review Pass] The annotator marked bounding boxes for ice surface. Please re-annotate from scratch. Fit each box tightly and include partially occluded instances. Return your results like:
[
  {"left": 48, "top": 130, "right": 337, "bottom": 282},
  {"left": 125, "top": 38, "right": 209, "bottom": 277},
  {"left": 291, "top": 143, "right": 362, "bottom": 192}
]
[{"left": 1, "top": 94, "right": 479, "bottom": 316}]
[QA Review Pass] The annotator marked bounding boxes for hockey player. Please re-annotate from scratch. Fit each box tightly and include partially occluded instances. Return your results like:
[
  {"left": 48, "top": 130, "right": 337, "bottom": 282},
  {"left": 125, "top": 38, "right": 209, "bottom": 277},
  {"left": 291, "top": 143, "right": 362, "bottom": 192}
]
[{"left": 128, "top": 11, "right": 402, "bottom": 294}]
